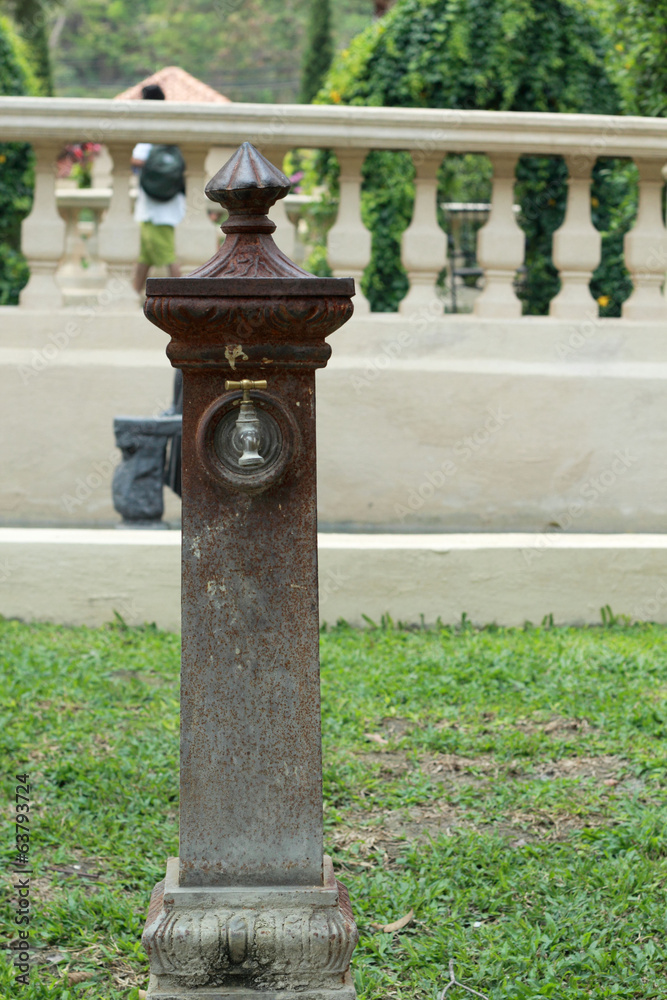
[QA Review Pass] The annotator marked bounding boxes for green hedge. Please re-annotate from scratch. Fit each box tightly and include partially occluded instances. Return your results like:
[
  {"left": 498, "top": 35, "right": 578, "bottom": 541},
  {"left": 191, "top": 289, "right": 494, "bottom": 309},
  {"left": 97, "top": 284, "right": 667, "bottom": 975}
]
[
  {"left": 0, "top": 15, "right": 36, "bottom": 305},
  {"left": 313, "top": 0, "right": 632, "bottom": 315}
]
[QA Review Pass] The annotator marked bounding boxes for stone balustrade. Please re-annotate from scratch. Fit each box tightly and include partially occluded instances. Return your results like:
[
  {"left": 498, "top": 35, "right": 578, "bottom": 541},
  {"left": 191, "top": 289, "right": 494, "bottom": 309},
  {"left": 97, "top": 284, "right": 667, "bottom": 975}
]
[{"left": 1, "top": 96, "right": 666, "bottom": 316}]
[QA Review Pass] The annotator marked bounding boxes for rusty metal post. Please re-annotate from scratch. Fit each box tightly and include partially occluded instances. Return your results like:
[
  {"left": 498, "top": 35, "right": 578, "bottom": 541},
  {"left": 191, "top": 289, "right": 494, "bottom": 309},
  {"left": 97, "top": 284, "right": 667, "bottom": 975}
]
[{"left": 140, "top": 143, "right": 357, "bottom": 1000}]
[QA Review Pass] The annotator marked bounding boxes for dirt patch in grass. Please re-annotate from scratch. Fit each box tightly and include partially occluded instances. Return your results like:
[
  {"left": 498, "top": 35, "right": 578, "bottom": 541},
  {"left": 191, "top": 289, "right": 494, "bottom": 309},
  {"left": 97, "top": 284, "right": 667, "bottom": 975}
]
[
  {"left": 527, "top": 754, "right": 625, "bottom": 782},
  {"left": 514, "top": 715, "right": 594, "bottom": 735},
  {"left": 336, "top": 751, "right": 637, "bottom": 863},
  {"left": 332, "top": 801, "right": 610, "bottom": 866},
  {"left": 357, "top": 748, "right": 631, "bottom": 785},
  {"left": 44, "top": 859, "right": 105, "bottom": 885},
  {"left": 359, "top": 751, "right": 411, "bottom": 775},
  {"left": 380, "top": 716, "right": 414, "bottom": 738}
]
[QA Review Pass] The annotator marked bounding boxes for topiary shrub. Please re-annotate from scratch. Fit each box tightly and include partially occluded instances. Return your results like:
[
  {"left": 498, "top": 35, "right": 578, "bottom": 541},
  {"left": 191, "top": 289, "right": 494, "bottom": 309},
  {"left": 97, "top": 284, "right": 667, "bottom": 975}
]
[{"left": 315, "top": 0, "right": 628, "bottom": 314}]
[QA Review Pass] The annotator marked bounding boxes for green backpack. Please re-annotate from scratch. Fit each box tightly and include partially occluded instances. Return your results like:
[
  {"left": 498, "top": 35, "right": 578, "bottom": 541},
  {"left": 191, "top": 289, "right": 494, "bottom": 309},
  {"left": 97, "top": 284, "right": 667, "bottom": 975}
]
[{"left": 140, "top": 145, "right": 186, "bottom": 202}]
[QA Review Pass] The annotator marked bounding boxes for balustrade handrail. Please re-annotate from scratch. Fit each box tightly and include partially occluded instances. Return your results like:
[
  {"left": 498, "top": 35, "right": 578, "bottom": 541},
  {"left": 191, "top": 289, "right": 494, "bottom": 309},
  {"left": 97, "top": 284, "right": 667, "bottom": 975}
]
[
  {"left": 1, "top": 96, "right": 667, "bottom": 159},
  {"left": 3, "top": 96, "right": 666, "bottom": 320},
  {"left": 56, "top": 188, "right": 112, "bottom": 208}
]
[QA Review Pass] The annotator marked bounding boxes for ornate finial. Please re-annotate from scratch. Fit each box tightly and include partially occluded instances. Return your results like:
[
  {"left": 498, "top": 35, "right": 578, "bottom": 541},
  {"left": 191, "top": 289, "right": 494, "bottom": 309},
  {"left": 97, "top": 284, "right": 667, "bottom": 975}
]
[
  {"left": 187, "top": 142, "right": 313, "bottom": 280},
  {"left": 205, "top": 142, "right": 291, "bottom": 216}
]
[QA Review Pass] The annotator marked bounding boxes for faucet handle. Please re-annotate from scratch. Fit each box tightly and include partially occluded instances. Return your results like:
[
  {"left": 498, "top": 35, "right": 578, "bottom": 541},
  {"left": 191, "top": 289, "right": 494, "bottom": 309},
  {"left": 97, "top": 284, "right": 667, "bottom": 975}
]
[{"left": 225, "top": 378, "right": 267, "bottom": 402}]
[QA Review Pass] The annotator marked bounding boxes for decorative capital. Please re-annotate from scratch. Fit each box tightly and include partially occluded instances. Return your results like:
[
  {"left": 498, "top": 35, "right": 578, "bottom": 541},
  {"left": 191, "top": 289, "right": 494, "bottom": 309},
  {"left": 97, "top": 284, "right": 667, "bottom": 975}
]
[{"left": 143, "top": 141, "right": 355, "bottom": 372}]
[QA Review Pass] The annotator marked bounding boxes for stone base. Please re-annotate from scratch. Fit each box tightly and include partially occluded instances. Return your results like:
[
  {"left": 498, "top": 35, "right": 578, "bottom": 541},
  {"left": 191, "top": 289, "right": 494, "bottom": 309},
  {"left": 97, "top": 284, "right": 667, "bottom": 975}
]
[
  {"left": 145, "top": 977, "right": 355, "bottom": 1000},
  {"left": 142, "top": 857, "right": 357, "bottom": 1000}
]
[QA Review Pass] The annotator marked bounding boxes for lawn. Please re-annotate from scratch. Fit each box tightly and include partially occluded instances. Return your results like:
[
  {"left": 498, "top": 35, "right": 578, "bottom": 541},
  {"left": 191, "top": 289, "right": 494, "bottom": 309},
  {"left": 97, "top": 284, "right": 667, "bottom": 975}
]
[{"left": 2, "top": 617, "right": 667, "bottom": 999}]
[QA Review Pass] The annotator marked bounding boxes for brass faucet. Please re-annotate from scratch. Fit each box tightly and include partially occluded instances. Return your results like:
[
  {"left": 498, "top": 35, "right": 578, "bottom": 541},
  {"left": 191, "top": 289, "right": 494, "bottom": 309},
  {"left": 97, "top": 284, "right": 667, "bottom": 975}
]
[{"left": 225, "top": 379, "right": 268, "bottom": 467}]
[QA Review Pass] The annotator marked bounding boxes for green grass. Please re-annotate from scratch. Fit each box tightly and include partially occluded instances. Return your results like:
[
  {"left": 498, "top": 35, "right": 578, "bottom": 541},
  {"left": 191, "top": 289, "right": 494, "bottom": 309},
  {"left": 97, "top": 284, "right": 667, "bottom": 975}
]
[{"left": 2, "top": 617, "right": 667, "bottom": 998}]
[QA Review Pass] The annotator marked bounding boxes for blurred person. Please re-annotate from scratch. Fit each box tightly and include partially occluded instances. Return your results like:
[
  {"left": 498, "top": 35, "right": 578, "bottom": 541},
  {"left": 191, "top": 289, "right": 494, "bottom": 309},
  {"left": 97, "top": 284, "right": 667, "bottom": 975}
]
[{"left": 131, "top": 84, "right": 186, "bottom": 293}]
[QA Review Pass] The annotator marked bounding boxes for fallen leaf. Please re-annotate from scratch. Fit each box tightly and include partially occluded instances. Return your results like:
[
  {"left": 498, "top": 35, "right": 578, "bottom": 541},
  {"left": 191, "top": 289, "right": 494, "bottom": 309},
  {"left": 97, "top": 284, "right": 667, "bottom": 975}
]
[
  {"left": 139, "top": 992, "right": 148, "bottom": 999},
  {"left": 603, "top": 778, "right": 620, "bottom": 787},
  {"left": 364, "top": 732, "right": 388, "bottom": 745},
  {"left": 67, "top": 971, "right": 94, "bottom": 985},
  {"left": 370, "top": 908, "right": 414, "bottom": 933}
]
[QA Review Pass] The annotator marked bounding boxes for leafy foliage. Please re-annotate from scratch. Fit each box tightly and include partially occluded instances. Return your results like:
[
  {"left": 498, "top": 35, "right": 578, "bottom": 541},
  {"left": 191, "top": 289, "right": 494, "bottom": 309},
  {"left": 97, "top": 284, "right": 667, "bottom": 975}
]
[
  {"left": 602, "top": 0, "right": 667, "bottom": 118},
  {"left": 317, "top": 0, "right": 626, "bottom": 314},
  {"left": 0, "top": 14, "right": 35, "bottom": 305},
  {"left": 299, "top": 0, "right": 334, "bottom": 104},
  {"left": 4, "top": 0, "right": 54, "bottom": 95},
  {"left": 589, "top": 158, "right": 637, "bottom": 318},
  {"left": 323, "top": 0, "right": 619, "bottom": 113},
  {"left": 50, "top": 0, "right": 374, "bottom": 102}
]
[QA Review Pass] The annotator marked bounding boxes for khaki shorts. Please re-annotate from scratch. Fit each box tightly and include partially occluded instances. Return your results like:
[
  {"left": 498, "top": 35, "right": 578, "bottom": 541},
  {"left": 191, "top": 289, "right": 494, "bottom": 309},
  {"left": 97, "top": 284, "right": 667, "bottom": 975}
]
[{"left": 139, "top": 221, "right": 176, "bottom": 267}]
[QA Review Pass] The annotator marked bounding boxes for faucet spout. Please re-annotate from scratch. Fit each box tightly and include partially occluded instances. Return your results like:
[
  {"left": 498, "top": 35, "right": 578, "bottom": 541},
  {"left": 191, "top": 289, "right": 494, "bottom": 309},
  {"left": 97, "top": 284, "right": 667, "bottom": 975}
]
[{"left": 225, "top": 379, "right": 268, "bottom": 468}]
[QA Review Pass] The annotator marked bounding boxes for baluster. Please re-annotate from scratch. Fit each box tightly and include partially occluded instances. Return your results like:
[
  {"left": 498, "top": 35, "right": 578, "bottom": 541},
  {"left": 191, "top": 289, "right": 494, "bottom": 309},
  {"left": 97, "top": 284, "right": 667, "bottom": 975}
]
[
  {"left": 176, "top": 144, "right": 217, "bottom": 272},
  {"left": 327, "top": 149, "right": 371, "bottom": 314},
  {"left": 56, "top": 190, "right": 110, "bottom": 305},
  {"left": 204, "top": 147, "right": 236, "bottom": 240},
  {"left": 399, "top": 152, "right": 446, "bottom": 316},
  {"left": 549, "top": 155, "right": 601, "bottom": 318},
  {"left": 19, "top": 143, "right": 66, "bottom": 308},
  {"left": 205, "top": 146, "right": 237, "bottom": 179},
  {"left": 474, "top": 154, "right": 523, "bottom": 318},
  {"left": 97, "top": 141, "right": 140, "bottom": 306},
  {"left": 283, "top": 195, "right": 312, "bottom": 265},
  {"left": 55, "top": 195, "right": 85, "bottom": 305},
  {"left": 91, "top": 144, "right": 113, "bottom": 188},
  {"left": 259, "top": 146, "right": 298, "bottom": 259},
  {"left": 622, "top": 158, "right": 667, "bottom": 320}
]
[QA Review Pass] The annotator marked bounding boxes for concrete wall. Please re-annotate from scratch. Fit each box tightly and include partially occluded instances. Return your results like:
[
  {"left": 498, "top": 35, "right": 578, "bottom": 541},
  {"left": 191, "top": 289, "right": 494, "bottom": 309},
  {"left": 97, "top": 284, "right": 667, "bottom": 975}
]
[
  {"left": 2, "top": 306, "right": 667, "bottom": 533},
  {"left": 2, "top": 529, "right": 667, "bottom": 629}
]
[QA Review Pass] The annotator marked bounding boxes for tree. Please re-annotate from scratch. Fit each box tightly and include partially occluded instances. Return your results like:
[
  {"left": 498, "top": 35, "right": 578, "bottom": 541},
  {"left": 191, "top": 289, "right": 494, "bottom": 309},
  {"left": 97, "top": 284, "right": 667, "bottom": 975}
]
[
  {"left": 0, "top": 15, "right": 36, "bottom": 304},
  {"left": 299, "top": 0, "right": 334, "bottom": 103},
  {"left": 3, "top": 0, "right": 54, "bottom": 94},
  {"left": 48, "top": 0, "right": 373, "bottom": 102},
  {"left": 316, "top": 0, "right": 626, "bottom": 314},
  {"left": 602, "top": 0, "right": 667, "bottom": 118}
]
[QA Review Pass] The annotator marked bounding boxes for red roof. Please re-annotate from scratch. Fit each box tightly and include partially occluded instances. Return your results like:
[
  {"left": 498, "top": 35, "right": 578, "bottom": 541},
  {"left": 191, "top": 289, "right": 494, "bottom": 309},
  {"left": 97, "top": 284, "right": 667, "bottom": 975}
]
[{"left": 115, "top": 66, "right": 231, "bottom": 103}]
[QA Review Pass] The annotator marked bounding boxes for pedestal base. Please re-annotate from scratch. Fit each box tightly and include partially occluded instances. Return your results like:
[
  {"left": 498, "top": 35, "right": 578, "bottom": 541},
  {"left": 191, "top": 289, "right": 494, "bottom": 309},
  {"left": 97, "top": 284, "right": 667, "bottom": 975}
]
[
  {"left": 145, "top": 977, "right": 355, "bottom": 1000},
  {"left": 142, "top": 857, "right": 358, "bottom": 1000}
]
